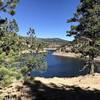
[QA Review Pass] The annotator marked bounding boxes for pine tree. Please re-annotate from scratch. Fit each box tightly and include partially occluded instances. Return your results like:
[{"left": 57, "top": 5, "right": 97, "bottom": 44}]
[
  {"left": 0, "top": 0, "right": 47, "bottom": 87},
  {"left": 67, "top": 0, "right": 100, "bottom": 74}
]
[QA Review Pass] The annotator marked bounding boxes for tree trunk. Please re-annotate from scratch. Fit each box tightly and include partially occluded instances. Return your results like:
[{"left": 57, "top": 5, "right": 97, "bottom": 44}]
[
  {"left": 89, "top": 44, "right": 95, "bottom": 75},
  {"left": 90, "top": 59, "right": 95, "bottom": 75}
]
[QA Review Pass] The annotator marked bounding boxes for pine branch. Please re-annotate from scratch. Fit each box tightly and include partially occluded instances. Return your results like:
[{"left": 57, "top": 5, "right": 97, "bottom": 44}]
[
  {"left": 0, "top": 4, "right": 8, "bottom": 11},
  {"left": 80, "top": 36, "right": 92, "bottom": 42}
]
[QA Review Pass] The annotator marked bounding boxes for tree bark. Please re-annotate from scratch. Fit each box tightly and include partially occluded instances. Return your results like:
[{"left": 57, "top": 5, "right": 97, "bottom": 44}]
[
  {"left": 89, "top": 41, "right": 95, "bottom": 75},
  {"left": 90, "top": 59, "right": 95, "bottom": 75}
]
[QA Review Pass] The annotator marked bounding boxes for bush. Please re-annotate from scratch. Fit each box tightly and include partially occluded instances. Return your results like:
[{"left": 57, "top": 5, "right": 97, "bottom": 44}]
[{"left": 0, "top": 67, "right": 22, "bottom": 87}]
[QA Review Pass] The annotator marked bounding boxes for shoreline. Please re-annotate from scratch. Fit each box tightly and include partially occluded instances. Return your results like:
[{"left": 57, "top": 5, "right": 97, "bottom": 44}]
[
  {"left": 53, "top": 52, "right": 100, "bottom": 62},
  {"left": 53, "top": 52, "right": 81, "bottom": 58},
  {"left": 35, "top": 73, "right": 100, "bottom": 90}
]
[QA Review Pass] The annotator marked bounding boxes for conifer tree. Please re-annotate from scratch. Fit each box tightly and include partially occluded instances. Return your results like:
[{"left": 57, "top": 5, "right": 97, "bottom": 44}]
[{"left": 67, "top": 0, "right": 100, "bottom": 74}]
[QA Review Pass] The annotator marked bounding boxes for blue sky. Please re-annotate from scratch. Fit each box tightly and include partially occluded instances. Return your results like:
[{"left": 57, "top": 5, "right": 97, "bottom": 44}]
[{"left": 1, "top": 0, "right": 80, "bottom": 41}]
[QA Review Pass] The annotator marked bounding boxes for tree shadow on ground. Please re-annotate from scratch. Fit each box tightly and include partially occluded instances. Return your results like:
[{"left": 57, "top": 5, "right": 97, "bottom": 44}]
[{"left": 24, "top": 80, "right": 100, "bottom": 100}]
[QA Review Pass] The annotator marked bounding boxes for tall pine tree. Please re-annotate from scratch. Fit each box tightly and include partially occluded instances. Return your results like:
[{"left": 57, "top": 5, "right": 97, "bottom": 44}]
[{"left": 67, "top": 0, "right": 100, "bottom": 74}]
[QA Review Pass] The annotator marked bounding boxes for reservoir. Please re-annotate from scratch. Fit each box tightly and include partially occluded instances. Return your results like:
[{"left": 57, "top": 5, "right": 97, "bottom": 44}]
[{"left": 32, "top": 51, "right": 87, "bottom": 77}]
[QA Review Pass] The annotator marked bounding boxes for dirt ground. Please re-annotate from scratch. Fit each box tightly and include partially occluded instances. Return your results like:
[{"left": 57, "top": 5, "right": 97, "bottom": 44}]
[
  {"left": 35, "top": 73, "right": 100, "bottom": 90},
  {"left": 1, "top": 73, "right": 100, "bottom": 100}
]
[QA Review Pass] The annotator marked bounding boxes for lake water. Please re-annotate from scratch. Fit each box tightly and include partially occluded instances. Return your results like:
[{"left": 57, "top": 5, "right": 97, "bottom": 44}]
[{"left": 32, "top": 51, "right": 88, "bottom": 77}]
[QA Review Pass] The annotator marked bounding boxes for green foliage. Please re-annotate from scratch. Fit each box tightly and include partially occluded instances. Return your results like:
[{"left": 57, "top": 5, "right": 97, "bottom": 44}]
[
  {"left": 19, "top": 53, "right": 47, "bottom": 72},
  {"left": 9, "top": 10, "right": 15, "bottom": 15},
  {"left": 0, "top": 67, "right": 22, "bottom": 87},
  {"left": 0, "top": 0, "right": 21, "bottom": 87},
  {"left": 20, "top": 66, "right": 29, "bottom": 76},
  {"left": 0, "top": 0, "right": 20, "bottom": 15},
  {"left": 0, "top": 0, "right": 47, "bottom": 88},
  {"left": 0, "top": 26, "right": 47, "bottom": 87},
  {"left": 0, "top": 27, "right": 47, "bottom": 87},
  {"left": 67, "top": 0, "right": 100, "bottom": 74}
]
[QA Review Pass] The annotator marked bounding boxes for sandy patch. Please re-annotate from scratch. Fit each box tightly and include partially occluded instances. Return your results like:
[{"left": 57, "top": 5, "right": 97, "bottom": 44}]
[{"left": 35, "top": 73, "right": 100, "bottom": 90}]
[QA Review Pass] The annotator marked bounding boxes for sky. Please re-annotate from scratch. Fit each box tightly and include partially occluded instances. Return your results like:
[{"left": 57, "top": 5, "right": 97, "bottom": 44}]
[{"left": 1, "top": 0, "right": 80, "bottom": 41}]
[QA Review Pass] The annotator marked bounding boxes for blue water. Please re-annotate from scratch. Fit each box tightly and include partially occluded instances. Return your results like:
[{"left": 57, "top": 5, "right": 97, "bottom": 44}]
[{"left": 32, "top": 51, "right": 85, "bottom": 77}]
